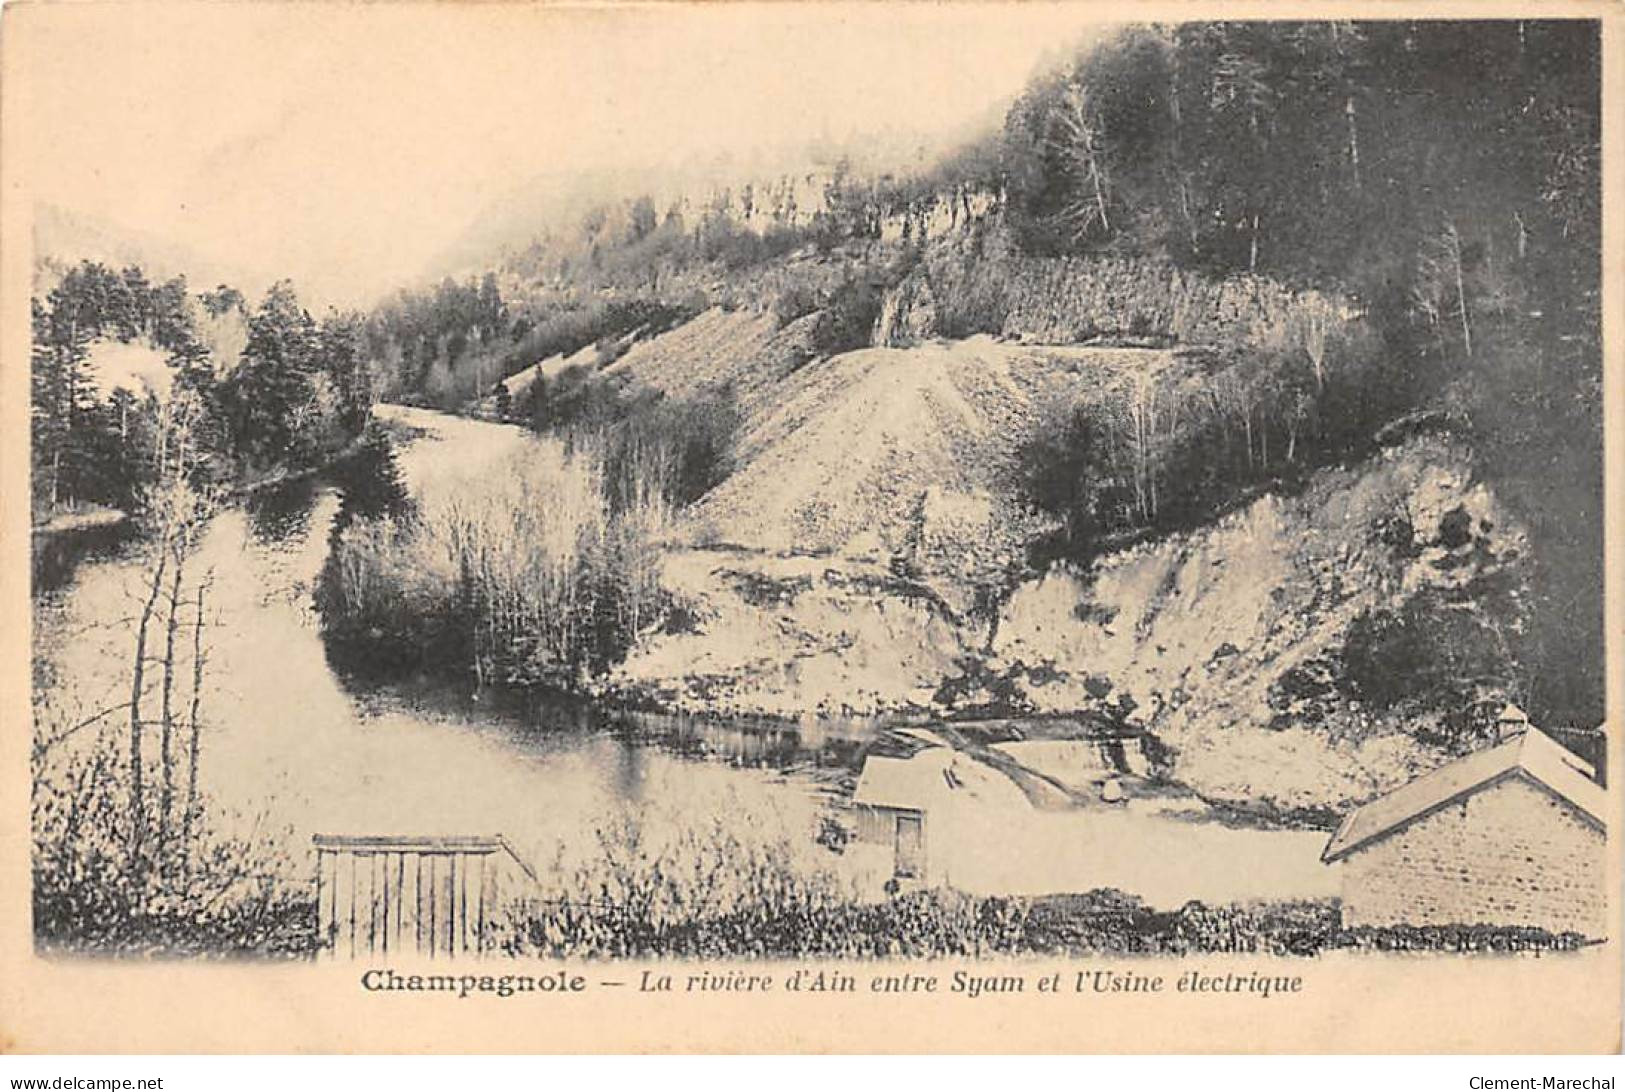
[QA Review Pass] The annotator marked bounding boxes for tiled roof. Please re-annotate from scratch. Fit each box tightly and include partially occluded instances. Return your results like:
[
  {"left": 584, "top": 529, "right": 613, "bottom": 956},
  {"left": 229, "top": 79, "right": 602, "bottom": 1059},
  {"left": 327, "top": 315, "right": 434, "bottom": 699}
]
[{"left": 1322, "top": 727, "right": 1606, "bottom": 863}]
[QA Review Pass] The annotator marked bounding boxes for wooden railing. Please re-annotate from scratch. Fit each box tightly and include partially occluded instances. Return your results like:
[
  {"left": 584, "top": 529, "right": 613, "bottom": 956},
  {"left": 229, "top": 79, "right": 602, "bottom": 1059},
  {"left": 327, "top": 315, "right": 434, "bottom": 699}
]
[{"left": 313, "top": 834, "right": 538, "bottom": 960}]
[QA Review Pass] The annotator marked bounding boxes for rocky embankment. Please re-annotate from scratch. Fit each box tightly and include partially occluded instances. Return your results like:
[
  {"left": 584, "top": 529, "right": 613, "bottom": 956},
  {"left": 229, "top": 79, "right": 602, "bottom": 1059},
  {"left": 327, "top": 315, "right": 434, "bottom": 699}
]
[
  {"left": 987, "top": 433, "right": 1528, "bottom": 815},
  {"left": 590, "top": 313, "right": 1529, "bottom": 816}
]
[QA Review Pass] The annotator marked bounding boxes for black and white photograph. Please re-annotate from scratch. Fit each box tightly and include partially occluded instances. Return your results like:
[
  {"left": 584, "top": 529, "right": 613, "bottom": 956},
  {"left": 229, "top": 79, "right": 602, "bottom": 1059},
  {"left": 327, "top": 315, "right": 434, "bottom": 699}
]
[{"left": 1, "top": 2, "right": 1617, "bottom": 1056}]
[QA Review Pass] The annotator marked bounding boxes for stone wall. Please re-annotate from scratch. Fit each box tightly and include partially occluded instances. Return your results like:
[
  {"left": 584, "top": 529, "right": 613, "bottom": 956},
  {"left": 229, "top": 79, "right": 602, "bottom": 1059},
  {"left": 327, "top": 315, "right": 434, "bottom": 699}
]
[{"left": 1338, "top": 775, "right": 1606, "bottom": 936}]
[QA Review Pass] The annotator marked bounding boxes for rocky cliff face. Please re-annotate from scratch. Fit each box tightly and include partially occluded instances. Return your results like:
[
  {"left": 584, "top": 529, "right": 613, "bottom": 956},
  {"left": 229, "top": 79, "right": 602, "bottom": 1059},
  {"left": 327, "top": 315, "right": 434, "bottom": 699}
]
[
  {"left": 987, "top": 433, "right": 1530, "bottom": 815},
  {"left": 871, "top": 271, "right": 939, "bottom": 347}
]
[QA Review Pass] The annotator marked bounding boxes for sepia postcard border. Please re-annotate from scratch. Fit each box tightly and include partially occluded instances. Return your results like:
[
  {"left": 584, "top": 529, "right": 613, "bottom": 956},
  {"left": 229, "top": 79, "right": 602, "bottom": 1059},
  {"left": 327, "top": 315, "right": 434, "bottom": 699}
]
[{"left": 0, "top": 0, "right": 1620, "bottom": 1054}]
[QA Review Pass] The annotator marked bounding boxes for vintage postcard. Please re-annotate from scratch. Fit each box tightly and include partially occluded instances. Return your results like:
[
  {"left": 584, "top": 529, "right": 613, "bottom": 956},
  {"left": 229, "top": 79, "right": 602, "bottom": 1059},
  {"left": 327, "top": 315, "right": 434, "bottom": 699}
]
[{"left": 1, "top": 1, "right": 1619, "bottom": 1054}]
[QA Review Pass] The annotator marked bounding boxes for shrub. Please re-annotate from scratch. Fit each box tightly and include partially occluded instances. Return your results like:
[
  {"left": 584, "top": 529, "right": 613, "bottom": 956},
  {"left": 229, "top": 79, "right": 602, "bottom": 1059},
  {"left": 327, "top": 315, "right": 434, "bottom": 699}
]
[
  {"left": 317, "top": 434, "right": 669, "bottom": 693},
  {"left": 498, "top": 808, "right": 1011, "bottom": 960},
  {"left": 595, "top": 389, "right": 742, "bottom": 511},
  {"left": 1018, "top": 400, "right": 1114, "bottom": 560},
  {"left": 771, "top": 281, "right": 822, "bottom": 328},
  {"left": 313, "top": 512, "right": 472, "bottom": 679},
  {"left": 1340, "top": 589, "right": 1518, "bottom": 748},
  {"left": 502, "top": 297, "right": 693, "bottom": 384},
  {"left": 31, "top": 723, "right": 316, "bottom": 958},
  {"left": 494, "top": 808, "right": 1377, "bottom": 960},
  {"left": 503, "top": 845, "right": 1357, "bottom": 959},
  {"left": 1333, "top": 924, "right": 1590, "bottom": 954}
]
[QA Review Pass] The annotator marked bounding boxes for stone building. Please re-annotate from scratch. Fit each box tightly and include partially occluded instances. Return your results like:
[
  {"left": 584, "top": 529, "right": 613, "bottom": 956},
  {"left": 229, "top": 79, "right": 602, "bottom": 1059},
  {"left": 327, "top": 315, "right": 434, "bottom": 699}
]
[{"left": 1322, "top": 709, "right": 1608, "bottom": 937}]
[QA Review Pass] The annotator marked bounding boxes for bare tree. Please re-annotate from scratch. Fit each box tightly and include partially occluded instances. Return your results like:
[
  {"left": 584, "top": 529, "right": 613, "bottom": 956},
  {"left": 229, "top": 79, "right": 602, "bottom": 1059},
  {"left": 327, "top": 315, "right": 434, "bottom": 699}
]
[
  {"left": 182, "top": 571, "right": 213, "bottom": 850},
  {"left": 1125, "top": 372, "right": 1158, "bottom": 524},
  {"left": 159, "top": 549, "right": 183, "bottom": 844},
  {"left": 1444, "top": 220, "right": 1472, "bottom": 358},
  {"left": 1211, "top": 368, "right": 1257, "bottom": 473},
  {"left": 1210, "top": 49, "right": 1275, "bottom": 271},
  {"left": 1283, "top": 387, "right": 1313, "bottom": 464},
  {"left": 127, "top": 530, "right": 168, "bottom": 856},
  {"left": 1049, "top": 81, "right": 1112, "bottom": 241},
  {"left": 1414, "top": 219, "right": 1473, "bottom": 358},
  {"left": 1296, "top": 291, "right": 1336, "bottom": 392},
  {"left": 126, "top": 391, "right": 213, "bottom": 856}
]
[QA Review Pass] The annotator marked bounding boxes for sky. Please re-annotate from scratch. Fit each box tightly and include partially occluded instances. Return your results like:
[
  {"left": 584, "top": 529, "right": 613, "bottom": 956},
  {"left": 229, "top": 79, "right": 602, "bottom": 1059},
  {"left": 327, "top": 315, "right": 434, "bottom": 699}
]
[{"left": 14, "top": 3, "right": 1109, "bottom": 308}]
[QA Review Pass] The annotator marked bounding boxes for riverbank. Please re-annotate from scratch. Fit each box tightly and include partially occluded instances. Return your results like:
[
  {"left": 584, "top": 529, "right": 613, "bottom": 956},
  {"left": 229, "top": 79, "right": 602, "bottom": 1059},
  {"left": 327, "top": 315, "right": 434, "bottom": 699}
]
[
  {"left": 31, "top": 503, "right": 127, "bottom": 537},
  {"left": 30, "top": 425, "right": 388, "bottom": 548},
  {"left": 29, "top": 428, "right": 389, "bottom": 599}
]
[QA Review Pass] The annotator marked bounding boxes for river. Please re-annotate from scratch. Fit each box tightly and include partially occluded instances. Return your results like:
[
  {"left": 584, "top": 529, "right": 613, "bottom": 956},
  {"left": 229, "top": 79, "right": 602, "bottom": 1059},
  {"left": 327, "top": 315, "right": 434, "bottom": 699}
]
[{"left": 31, "top": 405, "right": 876, "bottom": 895}]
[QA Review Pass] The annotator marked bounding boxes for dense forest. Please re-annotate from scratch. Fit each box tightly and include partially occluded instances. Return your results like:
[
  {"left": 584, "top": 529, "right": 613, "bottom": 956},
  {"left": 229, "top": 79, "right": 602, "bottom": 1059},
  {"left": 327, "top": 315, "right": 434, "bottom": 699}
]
[
  {"left": 1001, "top": 20, "right": 1603, "bottom": 733},
  {"left": 994, "top": 21, "right": 1603, "bottom": 735},
  {"left": 29, "top": 263, "right": 380, "bottom": 523}
]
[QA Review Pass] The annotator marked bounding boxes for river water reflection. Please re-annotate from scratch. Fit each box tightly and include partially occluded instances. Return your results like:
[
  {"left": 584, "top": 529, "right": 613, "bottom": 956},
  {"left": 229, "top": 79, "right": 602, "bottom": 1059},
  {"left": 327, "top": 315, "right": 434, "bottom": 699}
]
[{"left": 32, "top": 407, "right": 876, "bottom": 892}]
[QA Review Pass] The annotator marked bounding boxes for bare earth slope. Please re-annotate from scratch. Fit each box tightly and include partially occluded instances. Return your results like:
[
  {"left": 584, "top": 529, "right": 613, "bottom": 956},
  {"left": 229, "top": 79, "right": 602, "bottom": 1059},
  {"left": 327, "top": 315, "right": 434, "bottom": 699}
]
[
  {"left": 590, "top": 312, "right": 1528, "bottom": 815},
  {"left": 688, "top": 335, "right": 1177, "bottom": 555},
  {"left": 601, "top": 305, "right": 819, "bottom": 411}
]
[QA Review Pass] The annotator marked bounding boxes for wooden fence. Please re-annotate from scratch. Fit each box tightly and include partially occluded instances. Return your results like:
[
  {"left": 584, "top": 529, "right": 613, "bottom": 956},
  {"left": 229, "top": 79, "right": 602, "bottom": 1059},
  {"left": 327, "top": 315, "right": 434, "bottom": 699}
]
[{"left": 313, "top": 834, "right": 538, "bottom": 960}]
